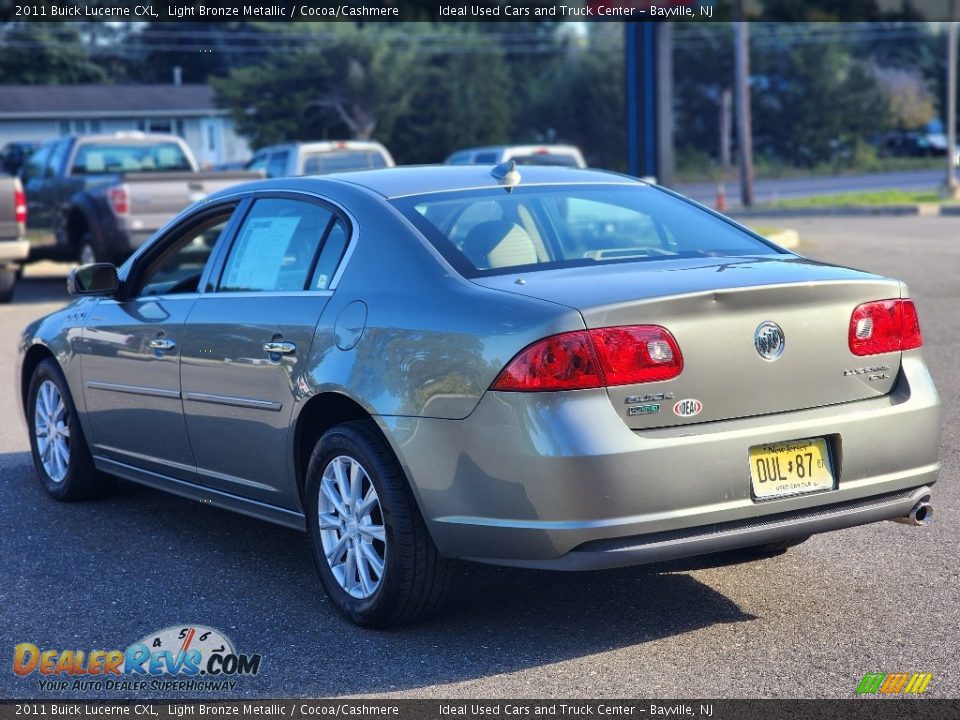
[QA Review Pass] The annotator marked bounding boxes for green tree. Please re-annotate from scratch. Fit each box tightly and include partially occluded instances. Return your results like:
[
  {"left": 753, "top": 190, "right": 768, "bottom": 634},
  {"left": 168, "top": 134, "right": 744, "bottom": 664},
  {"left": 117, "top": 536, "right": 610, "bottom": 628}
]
[
  {"left": 131, "top": 22, "right": 269, "bottom": 85},
  {"left": 672, "top": 24, "right": 735, "bottom": 165},
  {"left": 391, "top": 45, "right": 513, "bottom": 164},
  {"left": 752, "top": 33, "right": 890, "bottom": 166},
  {"left": 0, "top": 24, "right": 107, "bottom": 84},
  {"left": 523, "top": 45, "right": 627, "bottom": 171},
  {"left": 212, "top": 28, "right": 418, "bottom": 149}
]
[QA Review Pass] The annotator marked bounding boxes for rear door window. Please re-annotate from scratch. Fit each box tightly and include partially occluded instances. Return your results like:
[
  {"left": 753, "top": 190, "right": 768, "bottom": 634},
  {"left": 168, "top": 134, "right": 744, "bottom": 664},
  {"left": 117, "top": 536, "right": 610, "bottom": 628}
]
[
  {"left": 218, "top": 198, "right": 347, "bottom": 292},
  {"left": 266, "top": 151, "right": 290, "bottom": 178}
]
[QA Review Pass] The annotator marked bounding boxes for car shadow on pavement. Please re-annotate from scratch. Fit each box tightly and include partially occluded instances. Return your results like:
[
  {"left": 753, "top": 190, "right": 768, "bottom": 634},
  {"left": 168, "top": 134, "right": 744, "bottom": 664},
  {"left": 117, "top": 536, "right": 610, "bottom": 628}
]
[
  {"left": 8, "top": 272, "right": 72, "bottom": 305},
  {"left": 1, "top": 452, "right": 757, "bottom": 698}
]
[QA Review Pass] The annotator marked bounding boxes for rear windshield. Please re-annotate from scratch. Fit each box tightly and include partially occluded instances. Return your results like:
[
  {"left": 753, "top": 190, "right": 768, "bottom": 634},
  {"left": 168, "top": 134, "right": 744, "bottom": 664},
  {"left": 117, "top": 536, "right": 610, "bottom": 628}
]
[
  {"left": 510, "top": 153, "right": 581, "bottom": 167},
  {"left": 303, "top": 150, "right": 388, "bottom": 175},
  {"left": 391, "top": 184, "right": 782, "bottom": 277},
  {"left": 71, "top": 142, "right": 192, "bottom": 174}
]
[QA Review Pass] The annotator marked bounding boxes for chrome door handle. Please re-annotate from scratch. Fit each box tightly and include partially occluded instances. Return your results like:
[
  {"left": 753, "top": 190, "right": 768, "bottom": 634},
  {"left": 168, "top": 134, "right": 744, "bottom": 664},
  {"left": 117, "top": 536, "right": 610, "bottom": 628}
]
[
  {"left": 148, "top": 338, "right": 177, "bottom": 352},
  {"left": 262, "top": 341, "right": 296, "bottom": 355}
]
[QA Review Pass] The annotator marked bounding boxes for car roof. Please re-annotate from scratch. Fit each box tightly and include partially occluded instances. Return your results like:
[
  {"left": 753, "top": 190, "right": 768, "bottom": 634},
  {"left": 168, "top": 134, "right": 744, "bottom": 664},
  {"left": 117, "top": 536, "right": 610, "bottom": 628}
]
[
  {"left": 204, "top": 166, "right": 645, "bottom": 205},
  {"left": 313, "top": 165, "right": 641, "bottom": 199}
]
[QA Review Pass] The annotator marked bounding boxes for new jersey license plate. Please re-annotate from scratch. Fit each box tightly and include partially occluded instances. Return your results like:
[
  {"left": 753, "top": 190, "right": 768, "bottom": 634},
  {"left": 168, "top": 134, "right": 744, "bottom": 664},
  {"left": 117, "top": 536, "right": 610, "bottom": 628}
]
[{"left": 749, "top": 438, "right": 834, "bottom": 500}]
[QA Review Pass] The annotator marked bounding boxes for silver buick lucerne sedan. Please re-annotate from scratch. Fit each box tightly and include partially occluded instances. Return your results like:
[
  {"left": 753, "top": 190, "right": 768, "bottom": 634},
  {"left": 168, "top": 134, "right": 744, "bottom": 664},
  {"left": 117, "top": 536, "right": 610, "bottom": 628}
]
[{"left": 18, "top": 165, "right": 940, "bottom": 626}]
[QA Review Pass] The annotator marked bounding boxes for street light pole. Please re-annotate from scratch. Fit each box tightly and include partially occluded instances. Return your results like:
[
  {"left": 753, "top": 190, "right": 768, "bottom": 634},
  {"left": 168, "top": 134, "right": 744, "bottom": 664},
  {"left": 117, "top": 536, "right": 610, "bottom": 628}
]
[
  {"left": 948, "top": 14, "right": 958, "bottom": 196},
  {"left": 734, "top": 7, "right": 754, "bottom": 206}
]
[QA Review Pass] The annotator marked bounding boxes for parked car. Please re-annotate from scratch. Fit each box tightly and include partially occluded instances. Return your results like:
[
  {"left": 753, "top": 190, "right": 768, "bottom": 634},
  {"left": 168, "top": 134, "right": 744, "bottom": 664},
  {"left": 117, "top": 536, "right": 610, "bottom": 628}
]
[
  {"left": 445, "top": 144, "right": 587, "bottom": 168},
  {"left": 0, "top": 141, "right": 40, "bottom": 177},
  {"left": 877, "top": 130, "right": 960, "bottom": 165},
  {"left": 18, "top": 165, "right": 939, "bottom": 627},
  {"left": 0, "top": 174, "right": 28, "bottom": 302},
  {"left": 246, "top": 141, "right": 395, "bottom": 178},
  {"left": 20, "top": 132, "right": 261, "bottom": 265}
]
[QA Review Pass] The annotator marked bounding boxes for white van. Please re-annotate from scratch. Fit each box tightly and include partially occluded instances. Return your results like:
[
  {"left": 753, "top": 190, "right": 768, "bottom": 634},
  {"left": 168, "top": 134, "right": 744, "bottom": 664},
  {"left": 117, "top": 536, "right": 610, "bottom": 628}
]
[{"left": 444, "top": 144, "right": 587, "bottom": 168}]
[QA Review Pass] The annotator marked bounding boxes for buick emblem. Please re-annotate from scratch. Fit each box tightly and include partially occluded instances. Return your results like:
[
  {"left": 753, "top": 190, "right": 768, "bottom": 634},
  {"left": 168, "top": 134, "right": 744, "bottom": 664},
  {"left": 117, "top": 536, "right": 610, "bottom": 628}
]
[{"left": 754, "top": 321, "right": 785, "bottom": 361}]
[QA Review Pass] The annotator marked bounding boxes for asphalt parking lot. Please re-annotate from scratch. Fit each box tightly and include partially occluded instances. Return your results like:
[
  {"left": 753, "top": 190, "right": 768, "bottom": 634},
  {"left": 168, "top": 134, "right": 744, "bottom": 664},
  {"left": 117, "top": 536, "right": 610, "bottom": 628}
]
[{"left": 1, "top": 216, "right": 958, "bottom": 700}]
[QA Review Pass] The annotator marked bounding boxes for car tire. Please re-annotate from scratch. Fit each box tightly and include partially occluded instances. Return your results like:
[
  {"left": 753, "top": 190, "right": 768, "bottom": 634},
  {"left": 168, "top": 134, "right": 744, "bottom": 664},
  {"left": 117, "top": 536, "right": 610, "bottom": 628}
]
[
  {"left": 0, "top": 266, "right": 15, "bottom": 303},
  {"left": 305, "top": 420, "right": 451, "bottom": 627},
  {"left": 27, "top": 358, "right": 111, "bottom": 501},
  {"left": 77, "top": 231, "right": 109, "bottom": 266}
]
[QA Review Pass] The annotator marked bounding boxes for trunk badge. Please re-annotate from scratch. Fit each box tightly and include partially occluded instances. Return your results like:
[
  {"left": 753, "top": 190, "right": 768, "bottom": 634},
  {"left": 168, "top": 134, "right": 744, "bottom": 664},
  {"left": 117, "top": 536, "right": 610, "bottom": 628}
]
[
  {"left": 673, "top": 399, "right": 703, "bottom": 417},
  {"left": 754, "top": 321, "right": 786, "bottom": 361}
]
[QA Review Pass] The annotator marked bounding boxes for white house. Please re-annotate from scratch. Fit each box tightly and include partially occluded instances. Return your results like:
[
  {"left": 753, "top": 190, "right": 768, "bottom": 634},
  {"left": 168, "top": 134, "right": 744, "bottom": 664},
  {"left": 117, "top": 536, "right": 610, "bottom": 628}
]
[{"left": 0, "top": 84, "right": 251, "bottom": 166}]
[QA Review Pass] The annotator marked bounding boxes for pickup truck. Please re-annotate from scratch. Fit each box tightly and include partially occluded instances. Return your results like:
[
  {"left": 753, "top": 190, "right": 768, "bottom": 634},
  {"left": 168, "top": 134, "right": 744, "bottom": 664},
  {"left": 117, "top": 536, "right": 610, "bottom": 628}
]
[
  {"left": 21, "top": 132, "right": 260, "bottom": 264},
  {"left": 246, "top": 140, "right": 395, "bottom": 177},
  {"left": 0, "top": 174, "right": 28, "bottom": 303}
]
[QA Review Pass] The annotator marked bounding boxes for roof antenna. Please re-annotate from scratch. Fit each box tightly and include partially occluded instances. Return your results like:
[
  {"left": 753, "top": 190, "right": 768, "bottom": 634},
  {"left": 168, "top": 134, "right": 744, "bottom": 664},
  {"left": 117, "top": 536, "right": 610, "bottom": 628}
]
[{"left": 491, "top": 160, "right": 521, "bottom": 192}]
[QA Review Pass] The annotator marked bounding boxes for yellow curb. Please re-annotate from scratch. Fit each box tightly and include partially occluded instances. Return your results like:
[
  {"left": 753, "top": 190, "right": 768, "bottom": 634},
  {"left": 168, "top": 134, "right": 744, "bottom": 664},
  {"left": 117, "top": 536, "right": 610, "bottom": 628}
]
[{"left": 763, "top": 228, "right": 800, "bottom": 250}]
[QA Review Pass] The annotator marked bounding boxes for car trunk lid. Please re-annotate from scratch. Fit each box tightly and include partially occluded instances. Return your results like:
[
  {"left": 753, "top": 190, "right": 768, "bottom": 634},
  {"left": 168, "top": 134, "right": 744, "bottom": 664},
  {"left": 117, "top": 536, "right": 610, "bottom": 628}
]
[{"left": 474, "top": 255, "right": 904, "bottom": 429}]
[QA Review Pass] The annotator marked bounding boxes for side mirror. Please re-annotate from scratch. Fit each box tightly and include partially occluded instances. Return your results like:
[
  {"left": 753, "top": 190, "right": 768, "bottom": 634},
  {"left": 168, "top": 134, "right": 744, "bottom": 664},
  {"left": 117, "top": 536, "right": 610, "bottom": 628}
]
[{"left": 67, "top": 263, "right": 119, "bottom": 297}]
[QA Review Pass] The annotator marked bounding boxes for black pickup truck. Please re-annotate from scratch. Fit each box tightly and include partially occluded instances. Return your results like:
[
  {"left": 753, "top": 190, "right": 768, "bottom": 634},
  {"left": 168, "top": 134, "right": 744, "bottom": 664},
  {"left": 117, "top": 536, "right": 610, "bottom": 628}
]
[
  {"left": 21, "top": 132, "right": 259, "bottom": 264},
  {"left": 0, "top": 174, "right": 28, "bottom": 302}
]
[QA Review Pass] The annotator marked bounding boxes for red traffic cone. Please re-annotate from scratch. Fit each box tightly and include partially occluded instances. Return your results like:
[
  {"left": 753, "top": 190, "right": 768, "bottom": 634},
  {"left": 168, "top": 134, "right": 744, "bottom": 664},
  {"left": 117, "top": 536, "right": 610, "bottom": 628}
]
[{"left": 715, "top": 183, "right": 727, "bottom": 212}]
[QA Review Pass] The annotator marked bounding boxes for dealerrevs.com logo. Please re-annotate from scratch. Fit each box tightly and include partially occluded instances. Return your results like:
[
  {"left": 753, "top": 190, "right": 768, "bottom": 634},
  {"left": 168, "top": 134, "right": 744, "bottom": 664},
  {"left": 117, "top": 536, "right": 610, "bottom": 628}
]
[
  {"left": 13, "top": 625, "right": 261, "bottom": 692},
  {"left": 856, "top": 672, "right": 933, "bottom": 695}
]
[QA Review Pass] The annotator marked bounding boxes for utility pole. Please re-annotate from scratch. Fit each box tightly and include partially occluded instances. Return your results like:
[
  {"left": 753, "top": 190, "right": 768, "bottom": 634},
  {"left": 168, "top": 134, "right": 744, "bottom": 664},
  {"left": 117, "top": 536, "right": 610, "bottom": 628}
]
[
  {"left": 948, "top": 8, "right": 958, "bottom": 196},
  {"left": 734, "top": 3, "right": 754, "bottom": 206},
  {"left": 720, "top": 88, "right": 732, "bottom": 171}
]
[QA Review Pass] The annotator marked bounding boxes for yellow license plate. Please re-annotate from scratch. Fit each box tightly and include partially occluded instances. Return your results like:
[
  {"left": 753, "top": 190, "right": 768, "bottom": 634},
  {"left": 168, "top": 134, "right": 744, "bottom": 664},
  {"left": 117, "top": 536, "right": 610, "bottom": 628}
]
[{"left": 749, "top": 438, "right": 834, "bottom": 499}]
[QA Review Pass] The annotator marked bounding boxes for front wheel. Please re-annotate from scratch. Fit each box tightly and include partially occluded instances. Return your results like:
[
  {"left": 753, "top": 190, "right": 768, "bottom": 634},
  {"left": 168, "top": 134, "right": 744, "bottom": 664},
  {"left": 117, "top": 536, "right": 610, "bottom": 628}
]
[
  {"left": 305, "top": 421, "right": 450, "bottom": 627},
  {"left": 27, "top": 359, "right": 111, "bottom": 501}
]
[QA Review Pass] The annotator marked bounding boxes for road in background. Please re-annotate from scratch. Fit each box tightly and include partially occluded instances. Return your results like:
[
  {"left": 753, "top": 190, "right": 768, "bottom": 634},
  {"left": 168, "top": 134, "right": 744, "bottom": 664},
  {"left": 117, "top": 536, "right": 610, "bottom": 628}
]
[
  {"left": 0, "top": 223, "right": 957, "bottom": 699},
  {"left": 673, "top": 168, "right": 945, "bottom": 207}
]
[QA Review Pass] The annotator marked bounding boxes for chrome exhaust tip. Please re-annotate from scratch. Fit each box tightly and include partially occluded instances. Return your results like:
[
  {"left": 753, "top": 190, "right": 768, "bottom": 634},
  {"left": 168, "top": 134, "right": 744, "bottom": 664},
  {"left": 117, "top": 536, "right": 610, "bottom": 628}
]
[{"left": 891, "top": 501, "right": 934, "bottom": 527}]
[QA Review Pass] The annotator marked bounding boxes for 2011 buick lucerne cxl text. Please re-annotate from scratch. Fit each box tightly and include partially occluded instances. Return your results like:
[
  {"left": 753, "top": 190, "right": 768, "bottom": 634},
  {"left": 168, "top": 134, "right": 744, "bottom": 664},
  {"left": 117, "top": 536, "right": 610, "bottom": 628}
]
[{"left": 18, "top": 165, "right": 940, "bottom": 626}]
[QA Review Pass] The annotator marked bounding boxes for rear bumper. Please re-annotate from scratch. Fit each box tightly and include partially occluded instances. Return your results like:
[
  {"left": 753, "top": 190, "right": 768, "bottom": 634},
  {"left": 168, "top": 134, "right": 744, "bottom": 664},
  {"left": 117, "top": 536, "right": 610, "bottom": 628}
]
[
  {"left": 0, "top": 239, "right": 29, "bottom": 263},
  {"left": 378, "top": 353, "right": 940, "bottom": 568},
  {"left": 502, "top": 485, "right": 932, "bottom": 570}
]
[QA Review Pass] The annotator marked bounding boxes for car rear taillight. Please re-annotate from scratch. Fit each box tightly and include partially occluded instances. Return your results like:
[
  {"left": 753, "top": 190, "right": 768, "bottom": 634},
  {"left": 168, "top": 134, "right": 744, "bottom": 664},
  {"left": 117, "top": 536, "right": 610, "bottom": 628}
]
[
  {"left": 108, "top": 185, "right": 129, "bottom": 215},
  {"left": 491, "top": 325, "right": 683, "bottom": 392},
  {"left": 848, "top": 299, "right": 923, "bottom": 356},
  {"left": 590, "top": 326, "right": 684, "bottom": 385},
  {"left": 491, "top": 330, "right": 603, "bottom": 391},
  {"left": 14, "top": 182, "right": 26, "bottom": 225}
]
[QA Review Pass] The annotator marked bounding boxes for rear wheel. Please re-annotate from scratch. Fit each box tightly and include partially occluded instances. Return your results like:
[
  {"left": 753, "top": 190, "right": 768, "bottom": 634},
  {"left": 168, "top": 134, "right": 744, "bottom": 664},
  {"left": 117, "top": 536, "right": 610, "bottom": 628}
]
[
  {"left": 27, "top": 359, "right": 111, "bottom": 501},
  {"left": 0, "top": 266, "right": 15, "bottom": 303},
  {"left": 305, "top": 420, "right": 450, "bottom": 627}
]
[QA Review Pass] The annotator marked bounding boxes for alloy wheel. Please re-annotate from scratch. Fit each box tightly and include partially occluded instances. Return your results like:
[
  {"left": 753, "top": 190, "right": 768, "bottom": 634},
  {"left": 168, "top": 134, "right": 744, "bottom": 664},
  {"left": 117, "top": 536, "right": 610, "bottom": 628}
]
[
  {"left": 34, "top": 380, "right": 71, "bottom": 483},
  {"left": 317, "top": 455, "right": 387, "bottom": 599}
]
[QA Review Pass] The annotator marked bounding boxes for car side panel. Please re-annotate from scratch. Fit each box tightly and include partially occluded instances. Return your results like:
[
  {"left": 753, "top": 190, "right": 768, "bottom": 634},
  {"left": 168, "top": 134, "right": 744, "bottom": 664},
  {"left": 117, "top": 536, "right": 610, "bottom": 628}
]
[{"left": 295, "top": 189, "right": 585, "bottom": 421}]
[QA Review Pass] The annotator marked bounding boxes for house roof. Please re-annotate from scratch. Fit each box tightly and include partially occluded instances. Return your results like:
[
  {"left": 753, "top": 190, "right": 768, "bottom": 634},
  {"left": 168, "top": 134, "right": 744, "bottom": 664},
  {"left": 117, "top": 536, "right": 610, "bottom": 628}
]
[{"left": 0, "top": 85, "right": 226, "bottom": 118}]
